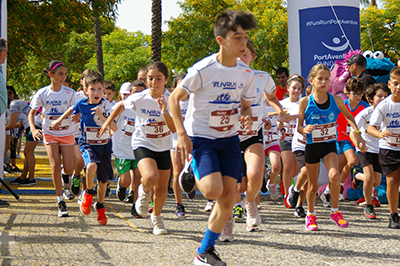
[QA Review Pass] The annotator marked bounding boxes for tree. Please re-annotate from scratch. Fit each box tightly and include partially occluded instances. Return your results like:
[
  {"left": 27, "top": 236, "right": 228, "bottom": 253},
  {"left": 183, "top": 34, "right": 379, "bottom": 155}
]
[
  {"left": 151, "top": 0, "right": 162, "bottom": 62},
  {"left": 360, "top": 0, "right": 377, "bottom": 7}
]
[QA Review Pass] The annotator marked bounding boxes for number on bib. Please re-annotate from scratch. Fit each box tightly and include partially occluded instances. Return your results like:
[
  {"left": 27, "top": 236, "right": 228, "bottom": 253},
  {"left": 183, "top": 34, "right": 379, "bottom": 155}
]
[
  {"left": 145, "top": 121, "right": 170, "bottom": 139},
  {"left": 208, "top": 109, "right": 239, "bottom": 132}
]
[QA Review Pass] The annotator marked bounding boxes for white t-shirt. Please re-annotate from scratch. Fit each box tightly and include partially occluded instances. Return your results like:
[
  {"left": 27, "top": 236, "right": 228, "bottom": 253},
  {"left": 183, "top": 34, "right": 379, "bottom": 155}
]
[
  {"left": 124, "top": 89, "right": 172, "bottom": 152},
  {"left": 279, "top": 97, "right": 300, "bottom": 143},
  {"left": 112, "top": 103, "right": 136, "bottom": 160},
  {"left": 370, "top": 96, "right": 400, "bottom": 151},
  {"left": 291, "top": 121, "right": 306, "bottom": 152},
  {"left": 354, "top": 106, "right": 379, "bottom": 154},
  {"left": 9, "top": 100, "right": 30, "bottom": 129},
  {"left": 263, "top": 105, "right": 280, "bottom": 149},
  {"left": 171, "top": 98, "right": 189, "bottom": 149},
  {"left": 180, "top": 54, "right": 257, "bottom": 139},
  {"left": 73, "top": 91, "right": 87, "bottom": 138},
  {"left": 30, "top": 85, "right": 77, "bottom": 136}
]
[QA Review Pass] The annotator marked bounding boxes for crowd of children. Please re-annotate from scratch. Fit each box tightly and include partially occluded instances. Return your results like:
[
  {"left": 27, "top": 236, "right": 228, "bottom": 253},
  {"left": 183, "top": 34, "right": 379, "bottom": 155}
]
[{"left": 4, "top": 8, "right": 400, "bottom": 266}]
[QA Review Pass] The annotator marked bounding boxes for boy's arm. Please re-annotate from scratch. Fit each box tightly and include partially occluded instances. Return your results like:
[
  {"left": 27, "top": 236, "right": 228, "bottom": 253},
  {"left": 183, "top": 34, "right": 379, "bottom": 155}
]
[
  {"left": 157, "top": 95, "right": 176, "bottom": 133},
  {"left": 240, "top": 98, "right": 253, "bottom": 134},
  {"left": 264, "top": 92, "right": 295, "bottom": 122},
  {"left": 28, "top": 109, "right": 42, "bottom": 140},
  {"left": 6, "top": 113, "right": 20, "bottom": 130},
  {"left": 99, "top": 102, "right": 125, "bottom": 137},
  {"left": 51, "top": 106, "right": 74, "bottom": 130},
  {"left": 297, "top": 97, "right": 311, "bottom": 135},
  {"left": 169, "top": 86, "right": 192, "bottom": 163}
]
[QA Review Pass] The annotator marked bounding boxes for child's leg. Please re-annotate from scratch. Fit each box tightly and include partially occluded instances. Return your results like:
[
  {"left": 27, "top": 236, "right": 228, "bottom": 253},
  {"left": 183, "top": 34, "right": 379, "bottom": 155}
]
[
  {"left": 73, "top": 144, "right": 84, "bottom": 177},
  {"left": 133, "top": 168, "right": 141, "bottom": 202},
  {"left": 60, "top": 145, "right": 74, "bottom": 176},
  {"left": 45, "top": 143, "right": 63, "bottom": 197},
  {"left": 25, "top": 141, "right": 38, "bottom": 180},
  {"left": 323, "top": 153, "right": 340, "bottom": 209},
  {"left": 153, "top": 169, "right": 170, "bottom": 216},
  {"left": 386, "top": 169, "right": 400, "bottom": 215},
  {"left": 97, "top": 180, "right": 108, "bottom": 204},
  {"left": 340, "top": 148, "right": 358, "bottom": 184},
  {"left": 281, "top": 150, "right": 299, "bottom": 196},
  {"left": 119, "top": 171, "right": 131, "bottom": 188},
  {"left": 295, "top": 166, "right": 307, "bottom": 191},
  {"left": 267, "top": 150, "right": 281, "bottom": 184},
  {"left": 243, "top": 143, "right": 264, "bottom": 203},
  {"left": 298, "top": 179, "right": 308, "bottom": 206},
  {"left": 85, "top": 162, "right": 97, "bottom": 190},
  {"left": 306, "top": 162, "right": 320, "bottom": 214},
  {"left": 171, "top": 150, "right": 183, "bottom": 204},
  {"left": 355, "top": 165, "right": 375, "bottom": 205},
  {"left": 238, "top": 176, "right": 247, "bottom": 194}
]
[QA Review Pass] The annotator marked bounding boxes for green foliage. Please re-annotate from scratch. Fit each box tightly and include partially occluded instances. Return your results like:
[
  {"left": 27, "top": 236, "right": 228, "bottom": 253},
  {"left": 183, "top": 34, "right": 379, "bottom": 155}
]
[{"left": 360, "top": 0, "right": 400, "bottom": 61}]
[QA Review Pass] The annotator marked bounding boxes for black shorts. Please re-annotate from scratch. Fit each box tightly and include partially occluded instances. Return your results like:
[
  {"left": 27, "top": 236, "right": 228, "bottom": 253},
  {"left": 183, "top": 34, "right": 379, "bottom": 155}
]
[
  {"left": 280, "top": 140, "right": 292, "bottom": 152},
  {"left": 358, "top": 151, "right": 382, "bottom": 174},
  {"left": 134, "top": 147, "right": 171, "bottom": 170},
  {"left": 240, "top": 129, "right": 263, "bottom": 178},
  {"left": 81, "top": 145, "right": 113, "bottom": 184},
  {"left": 294, "top": 150, "right": 306, "bottom": 169},
  {"left": 305, "top": 142, "right": 337, "bottom": 164},
  {"left": 379, "top": 149, "right": 400, "bottom": 176}
]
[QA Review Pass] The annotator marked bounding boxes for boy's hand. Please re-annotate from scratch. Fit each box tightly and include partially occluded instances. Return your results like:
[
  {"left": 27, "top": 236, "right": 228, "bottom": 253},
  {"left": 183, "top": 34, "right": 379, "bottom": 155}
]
[
  {"left": 98, "top": 122, "right": 113, "bottom": 138},
  {"left": 157, "top": 95, "right": 167, "bottom": 113},
  {"left": 355, "top": 134, "right": 367, "bottom": 153},
  {"left": 91, "top": 107, "right": 102, "bottom": 118},
  {"left": 50, "top": 119, "right": 61, "bottom": 130},
  {"left": 176, "top": 133, "right": 193, "bottom": 165},
  {"left": 262, "top": 118, "right": 271, "bottom": 130},
  {"left": 303, "top": 125, "right": 315, "bottom": 134},
  {"left": 379, "top": 129, "right": 392, "bottom": 139},
  {"left": 71, "top": 113, "right": 81, "bottom": 124},
  {"left": 240, "top": 115, "right": 253, "bottom": 134}
]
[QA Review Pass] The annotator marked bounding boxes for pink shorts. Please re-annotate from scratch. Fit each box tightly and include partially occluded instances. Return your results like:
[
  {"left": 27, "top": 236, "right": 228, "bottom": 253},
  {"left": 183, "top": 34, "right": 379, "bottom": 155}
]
[
  {"left": 264, "top": 145, "right": 281, "bottom": 156},
  {"left": 43, "top": 134, "right": 75, "bottom": 146}
]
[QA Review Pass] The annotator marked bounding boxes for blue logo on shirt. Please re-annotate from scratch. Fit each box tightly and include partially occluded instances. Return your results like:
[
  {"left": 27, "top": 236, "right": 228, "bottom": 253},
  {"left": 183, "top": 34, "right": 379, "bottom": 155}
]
[
  {"left": 212, "top": 81, "right": 236, "bottom": 90},
  {"left": 141, "top": 109, "right": 161, "bottom": 117}
]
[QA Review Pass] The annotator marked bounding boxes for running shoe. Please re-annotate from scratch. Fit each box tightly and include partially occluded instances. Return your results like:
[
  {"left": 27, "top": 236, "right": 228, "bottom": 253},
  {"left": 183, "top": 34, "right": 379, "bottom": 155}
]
[
  {"left": 389, "top": 213, "right": 400, "bottom": 229},
  {"left": 135, "top": 184, "right": 151, "bottom": 217},
  {"left": 175, "top": 203, "right": 186, "bottom": 219},
  {"left": 58, "top": 201, "right": 68, "bottom": 217},
  {"left": 266, "top": 180, "right": 281, "bottom": 201},
  {"left": 305, "top": 214, "right": 318, "bottom": 231},
  {"left": 19, "top": 178, "right": 36, "bottom": 186},
  {"left": 204, "top": 201, "right": 213, "bottom": 212},
  {"left": 330, "top": 211, "right": 349, "bottom": 228},
  {"left": 287, "top": 185, "right": 300, "bottom": 208},
  {"left": 351, "top": 196, "right": 365, "bottom": 206},
  {"left": 149, "top": 201, "right": 154, "bottom": 213},
  {"left": 283, "top": 195, "right": 292, "bottom": 209},
  {"left": 63, "top": 189, "right": 75, "bottom": 200},
  {"left": 294, "top": 206, "right": 306, "bottom": 218},
  {"left": 0, "top": 199, "right": 10, "bottom": 208},
  {"left": 168, "top": 187, "right": 174, "bottom": 196},
  {"left": 10, "top": 177, "right": 22, "bottom": 185},
  {"left": 131, "top": 203, "right": 142, "bottom": 218},
  {"left": 320, "top": 193, "right": 331, "bottom": 208},
  {"left": 16, "top": 154, "right": 21, "bottom": 159},
  {"left": 219, "top": 219, "right": 234, "bottom": 242},
  {"left": 178, "top": 157, "right": 195, "bottom": 194},
  {"left": 116, "top": 177, "right": 126, "bottom": 201},
  {"left": 372, "top": 190, "right": 381, "bottom": 207},
  {"left": 77, "top": 191, "right": 84, "bottom": 205},
  {"left": 187, "top": 190, "right": 196, "bottom": 199},
  {"left": 62, "top": 173, "right": 70, "bottom": 189},
  {"left": 364, "top": 204, "right": 376, "bottom": 219},
  {"left": 105, "top": 184, "right": 111, "bottom": 199},
  {"left": 245, "top": 201, "right": 261, "bottom": 230},
  {"left": 339, "top": 185, "right": 344, "bottom": 202},
  {"left": 80, "top": 190, "right": 93, "bottom": 215},
  {"left": 150, "top": 214, "right": 167, "bottom": 235},
  {"left": 233, "top": 205, "right": 244, "bottom": 221},
  {"left": 351, "top": 165, "right": 362, "bottom": 190},
  {"left": 71, "top": 174, "right": 80, "bottom": 196},
  {"left": 194, "top": 246, "right": 226, "bottom": 266},
  {"left": 125, "top": 191, "right": 134, "bottom": 203},
  {"left": 10, "top": 166, "right": 22, "bottom": 173},
  {"left": 93, "top": 202, "right": 107, "bottom": 225}
]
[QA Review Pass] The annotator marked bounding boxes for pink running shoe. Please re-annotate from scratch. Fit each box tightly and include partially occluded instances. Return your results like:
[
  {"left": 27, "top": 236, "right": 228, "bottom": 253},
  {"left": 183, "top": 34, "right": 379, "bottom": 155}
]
[
  {"left": 305, "top": 214, "right": 318, "bottom": 231},
  {"left": 330, "top": 211, "right": 349, "bottom": 228}
]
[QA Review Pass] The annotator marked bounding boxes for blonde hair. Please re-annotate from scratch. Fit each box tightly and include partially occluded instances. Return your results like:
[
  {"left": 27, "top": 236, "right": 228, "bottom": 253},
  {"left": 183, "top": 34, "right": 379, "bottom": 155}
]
[{"left": 307, "top": 64, "right": 330, "bottom": 81}]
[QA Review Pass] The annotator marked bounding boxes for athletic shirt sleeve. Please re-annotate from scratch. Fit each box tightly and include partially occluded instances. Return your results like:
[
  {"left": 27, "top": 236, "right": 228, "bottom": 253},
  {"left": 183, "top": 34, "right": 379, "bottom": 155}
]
[
  {"left": 30, "top": 87, "right": 46, "bottom": 110},
  {"left": 123, "top": 93, "right": 138, "bottom": 110},
  {"left": 180, "top": 66, "right": 202, "bottom": 94}
]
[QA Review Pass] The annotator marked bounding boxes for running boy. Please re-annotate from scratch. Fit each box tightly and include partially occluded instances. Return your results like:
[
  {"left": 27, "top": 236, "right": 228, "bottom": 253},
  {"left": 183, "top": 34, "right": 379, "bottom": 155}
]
[
  {"left": 104, "top": 81, "right": 116, "bottom": 106},
  {"left": 368, "top": 66, "right": 400, "bottom": 228},
  {"left": 52, "top": 72, "right": 116, "bottom": 225},
  {"left": 169, "top": 9, "right": 257, "bottom": 265}
]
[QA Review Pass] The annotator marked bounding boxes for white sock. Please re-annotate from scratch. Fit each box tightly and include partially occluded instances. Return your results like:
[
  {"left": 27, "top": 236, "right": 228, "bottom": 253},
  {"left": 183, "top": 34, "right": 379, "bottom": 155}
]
[
  {"left": 324, "top": 187, "right": 331, "bottom": 195},
  {"left": 293, "top": 186, "right": 299, "bottom": 193},
  {"left": 331, "top": 207, "right": 338, "bottom": 213},
  {"left": 57, "top": 195, "right": 63, "bottom": 203},
  {"left": 307, "top": 210, "right": 316, "bottom": 216}
]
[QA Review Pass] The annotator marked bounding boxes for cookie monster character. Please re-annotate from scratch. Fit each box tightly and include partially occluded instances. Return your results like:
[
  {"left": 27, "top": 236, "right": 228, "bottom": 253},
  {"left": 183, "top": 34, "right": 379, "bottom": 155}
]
[{"left": 362, "top": 50, "right": 395, "bottom": 84}]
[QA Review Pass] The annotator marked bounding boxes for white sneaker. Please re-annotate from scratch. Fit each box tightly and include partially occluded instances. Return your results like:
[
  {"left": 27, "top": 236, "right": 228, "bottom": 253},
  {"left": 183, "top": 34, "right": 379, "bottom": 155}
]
[
  {"left": 219, "top": 219, "right": 234, "bottom": 242},
  {"left": 150, "top": 214, "right": 167, "bottom": 235},
  {"left": 245, "top": 201, "right": 261, "bottom": 228},
  {"left": 267, "top": 180, "right": 282, "bottom": 201},
  {"left": 320, "top": 193, "right": 331, "bottom": 208},
  {"left": 135, "top": 184, "right": 151, "bottom": 217},
  {"left": 203, "top": 201, "right": 213, "bottom": 212}
]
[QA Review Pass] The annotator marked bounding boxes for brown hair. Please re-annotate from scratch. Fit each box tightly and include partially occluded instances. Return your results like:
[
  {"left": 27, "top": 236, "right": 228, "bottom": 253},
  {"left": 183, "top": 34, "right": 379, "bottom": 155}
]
[
  {"left": 390, "top": 66, "right": 400, "bottom": 80},
  {"left": 105, "top": 81, "right": 116, "bottom": 92},
  {"left": 308, "top": 64, "right": 330, "bottom": 81},
  {"left": 147, "top": 61, "right": 169, "bottom": 79},
  {"left": 345, "top": 78, "right": 364, "bottom": 93},
  {"left": 365, "top": 83, "right": 390, "bottom": 104},
  {"left": 43, "top": 60, "right": 65, "bottom": 78},
  {"left": 214, "top": 9, "right": 257, "bottom": 39},
  {"left": 83, "top": 72, "right": 104, "bottom": 88}
]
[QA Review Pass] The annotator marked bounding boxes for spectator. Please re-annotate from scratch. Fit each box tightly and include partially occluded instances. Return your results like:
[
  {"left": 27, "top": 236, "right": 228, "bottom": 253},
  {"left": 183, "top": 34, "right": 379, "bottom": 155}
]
[{"left": 275, "top": 67, "right": 289, "bottom": 100}]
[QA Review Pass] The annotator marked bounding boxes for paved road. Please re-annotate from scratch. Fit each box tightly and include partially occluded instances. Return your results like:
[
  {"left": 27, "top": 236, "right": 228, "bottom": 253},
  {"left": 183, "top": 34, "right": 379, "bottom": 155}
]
[{"left": 1, "top": 191, "right": 399, "bottom": 266}]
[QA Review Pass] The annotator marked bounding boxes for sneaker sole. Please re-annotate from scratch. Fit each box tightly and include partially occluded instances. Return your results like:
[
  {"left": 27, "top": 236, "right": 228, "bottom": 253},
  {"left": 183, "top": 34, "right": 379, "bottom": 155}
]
[
  {"left": 175, "top": 214, "right": 186, "bottom": 219},
  {"left": 305, "top": 226, "right": 318, "bottom": 231},
  {"left": 219, "top": 237, "right": 234, "bottom": 242},
  {"left": 246, "top": 224, "right": 259, "bottom": 232}
]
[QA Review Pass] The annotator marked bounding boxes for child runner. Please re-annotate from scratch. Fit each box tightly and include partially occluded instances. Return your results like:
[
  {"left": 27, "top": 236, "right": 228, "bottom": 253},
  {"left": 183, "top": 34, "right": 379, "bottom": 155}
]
[
  {"left": 367, "top": 66, "right": 400, "bottom": 228},
  {"left": 100, "top": 61, "right": 175, "bottom": 234},
  {"left": 28, "top": 60, "right": 77, "bottom": 217},
  {"left": 297, "top": 64, "right": 365, "bottom": 231},
  {"left": 53, "top": 71, "right": 115, "bottom": 225},
  {"left": 351, "top": 83, "right": 390, "bottom": 219},
  {"left": 169, "top": 9, "right": 257, "bottom": 265},
  {"left": 104, "top": 81, "right": 117, "bottom": 106},
  {"left": 320, "top": 78, "right": 369, "bottom": 207}
]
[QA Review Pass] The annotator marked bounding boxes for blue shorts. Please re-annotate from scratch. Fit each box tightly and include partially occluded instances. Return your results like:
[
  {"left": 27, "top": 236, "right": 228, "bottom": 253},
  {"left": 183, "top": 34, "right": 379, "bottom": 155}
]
[
  {"left": 81, "top": 145, "right": 113, "bottom": 183},
  {"left": 191, "top": 135, "right": 242, "bottom": 183},
  {"left": 336, "top": 140, "right": 355, "bottom": 155}
]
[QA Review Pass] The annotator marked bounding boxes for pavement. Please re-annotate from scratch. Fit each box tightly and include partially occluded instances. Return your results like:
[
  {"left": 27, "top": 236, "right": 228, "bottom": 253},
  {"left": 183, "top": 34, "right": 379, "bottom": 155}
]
[{"left": 0, "top": 145, "right": 400, "bottom": 265}]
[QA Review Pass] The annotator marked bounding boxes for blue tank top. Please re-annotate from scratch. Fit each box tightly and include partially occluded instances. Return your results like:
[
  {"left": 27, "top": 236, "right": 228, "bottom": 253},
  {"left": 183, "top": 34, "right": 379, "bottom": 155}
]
[{"left": 304, "top": 93, "right": 341, "bottom": 144}]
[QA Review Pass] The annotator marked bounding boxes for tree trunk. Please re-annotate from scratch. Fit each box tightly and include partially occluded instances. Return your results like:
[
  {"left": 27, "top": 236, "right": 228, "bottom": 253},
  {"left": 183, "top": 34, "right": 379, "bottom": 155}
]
[
  {"left": 151, "top": 0, "right": 162, "bottom": 62},
  {"left": 93, "top": 12, "right": 104, "bottom": 76}
]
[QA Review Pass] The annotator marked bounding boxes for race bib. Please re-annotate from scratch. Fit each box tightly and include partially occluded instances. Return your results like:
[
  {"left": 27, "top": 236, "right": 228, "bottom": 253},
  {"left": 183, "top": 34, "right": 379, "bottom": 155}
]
[
  {"left": 48, "top": 115, "right": 69, "bottom": 131},
  {"left": 145, "top": 121, "right": 170, "bottom": 139},
  {"left": 311, "top": 122, "right": 337, "bottom": 143},
  {"left": 297, "top": 133, "right": 307, "bottom": 145},
  {"left": 386, "top": 133, "right": 400, "bottom": 148},
  {"left": 284, "top": 123, "right": 296, "bottom": 139},
  {"left": 264, "top": 131, "right": 279, "bottom": 145},
  {"left": 238, "top": 116, "right": 258, "bottom": 136},
  {"left": 208, "top": 108, "right": 239, "bottom": 132},
  {"left": 124, "top": 120, "right": 135, "bottom": 137},
  {"left": 86, "top": 127, "right": 109, "bottom": 145}
]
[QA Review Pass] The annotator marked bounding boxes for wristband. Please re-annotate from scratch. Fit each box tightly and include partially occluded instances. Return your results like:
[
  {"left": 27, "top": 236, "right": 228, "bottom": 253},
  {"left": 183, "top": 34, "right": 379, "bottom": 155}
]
[
  {"left": 161, "top": 110, "right": 168, "bottom": 114},
  {"left": 354, "top": 130, "right": 361, "bottom": 134}
]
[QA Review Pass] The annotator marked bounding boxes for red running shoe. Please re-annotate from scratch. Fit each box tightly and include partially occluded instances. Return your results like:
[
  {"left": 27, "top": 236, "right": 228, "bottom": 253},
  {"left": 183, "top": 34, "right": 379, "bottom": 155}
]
[
  {"left": 94, "top": 202, "right": 107, "bottom": 225},
  {"left": 80, "top": 191, "right": 93, "bottom": 215}
]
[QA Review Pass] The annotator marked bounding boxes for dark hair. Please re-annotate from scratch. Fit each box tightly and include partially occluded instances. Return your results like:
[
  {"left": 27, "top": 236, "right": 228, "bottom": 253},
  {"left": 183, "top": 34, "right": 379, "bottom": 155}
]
[
  {"left": 6, "top": 85, "right": 17, "bottom": 96},
  {"left": 147, "top": 61, "right": 169, "bottom": 79},
  {"left": 345, "top": 78, "right": 364, "bottom": 93},
  {"left": 172, "top": 73, "right": 186, "bottom": 89},
  {"left": 138, "top": 67, "right": 148, "bottom": 76},
  {"left": 64, "top": 75, "right": 72, "bottom": 87},
  {"left": 80, "top": 69, "right": 95, "bottom": 81},
  {"left": 214, "top": 9, "right": 257, "bottom": 39},
  {"left": 276, "top": 67, "right": 289, "bottom": 77},
  {"left": 105, "top": 81, "right": 116, "bottom": 92},
  {"left": 0, "top": 38, "right": 7, "bottom": 50},
  {"left": 43, "top": 60, "right": 66, "bottom": 78},
  {"left": 83, "top": 72, "right": 104, "bottom": 88},
  {"left": 390, "top": 66, "right": 400, "bottom": 79},
  {"left": 246, "top": 39, "right": 256, "bottom": 56},
  {"left": 130, "top": 80, "right": 146, "bottom": 90},
  {"left": 365, "top": 83, "right": 390, "bottom": 103}
]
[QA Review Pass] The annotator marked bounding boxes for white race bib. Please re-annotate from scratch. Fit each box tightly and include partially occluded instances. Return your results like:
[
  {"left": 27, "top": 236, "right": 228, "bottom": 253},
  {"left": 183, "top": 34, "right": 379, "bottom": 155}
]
[
  {"left": 311, "top": 122, "right": 337, "bottom": 143},
  {"left": 145, "top": 121, "right": 170, "bottom": 139},
  {"left": 297, "top": 133, "right": 307, "bottom": 145},
  {"left": 86, "top": 127, "right": 110, "bottom": 145},
  {"left": 386, "top": 133, "right": 400, "bottom": 148},
  {"left": 238, "top": 116, "right": 258, "bottom": 136},
  {"left": 48, "top": 115, "right": 69, "bottom": 131},
  {"left": 124, "top": 120, "right": 135, "bottom": 137},
  {"left": 264, "top": 131, "right": 279, "bottom": 145},
  {"left": 284, "top": 123, "right": 296, "bottom": 139},
  {"left": 208, "top": 108, "right": 239, "bottom": 132}
]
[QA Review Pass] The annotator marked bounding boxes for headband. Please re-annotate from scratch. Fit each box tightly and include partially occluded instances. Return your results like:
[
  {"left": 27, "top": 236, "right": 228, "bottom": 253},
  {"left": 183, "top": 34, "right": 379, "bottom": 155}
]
[
  {"left": 49, "top": 62, "right": 64, "bottom": 72},
  {"left": 287, "top": 74, "right": 300, "bottom": 83}
]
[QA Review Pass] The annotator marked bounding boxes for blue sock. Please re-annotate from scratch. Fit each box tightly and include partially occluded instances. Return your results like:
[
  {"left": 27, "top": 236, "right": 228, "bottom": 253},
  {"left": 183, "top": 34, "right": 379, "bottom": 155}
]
[{"left": 197, "top": 228, "right": 220, "bottom": 254}]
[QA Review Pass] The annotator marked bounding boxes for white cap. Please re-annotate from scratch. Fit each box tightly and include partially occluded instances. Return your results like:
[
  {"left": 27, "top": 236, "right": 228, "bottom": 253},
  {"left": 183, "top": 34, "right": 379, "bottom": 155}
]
[{"left": 119, "top": 82, "right": 131, "bottom": 94}]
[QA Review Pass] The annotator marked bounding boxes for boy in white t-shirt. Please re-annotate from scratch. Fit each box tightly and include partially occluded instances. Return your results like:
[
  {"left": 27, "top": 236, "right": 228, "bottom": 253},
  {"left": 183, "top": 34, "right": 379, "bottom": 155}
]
[{"left": 169, "top": 9, "right": 257, "bottom": 266}]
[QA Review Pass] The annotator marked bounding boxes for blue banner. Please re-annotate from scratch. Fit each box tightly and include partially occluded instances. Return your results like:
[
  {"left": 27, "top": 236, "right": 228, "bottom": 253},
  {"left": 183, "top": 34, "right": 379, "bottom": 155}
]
[{"left": 299, "top": 6, "right": 360, "bottom": 77}]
